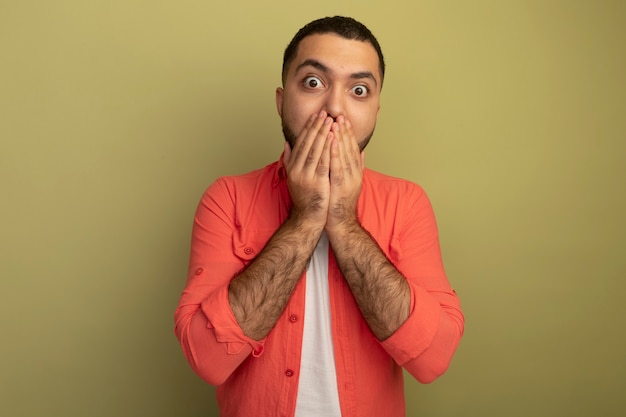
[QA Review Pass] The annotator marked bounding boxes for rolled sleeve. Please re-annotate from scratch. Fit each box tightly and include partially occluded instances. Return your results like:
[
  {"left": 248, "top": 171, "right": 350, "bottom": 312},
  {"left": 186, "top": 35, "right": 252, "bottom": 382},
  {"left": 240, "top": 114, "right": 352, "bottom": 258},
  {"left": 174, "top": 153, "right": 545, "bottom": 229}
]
[
  {"left": 379, "top": 182, "right": 464, "bottom": 383},
  {"left": 201, "top": 283, "right": 265, "bottom": 356},
  {"left": 381, "top": 282, "right": 442, "bottom": 365},
  {"left": 174, "top": 178, "right": 267, "bottom": 385}
]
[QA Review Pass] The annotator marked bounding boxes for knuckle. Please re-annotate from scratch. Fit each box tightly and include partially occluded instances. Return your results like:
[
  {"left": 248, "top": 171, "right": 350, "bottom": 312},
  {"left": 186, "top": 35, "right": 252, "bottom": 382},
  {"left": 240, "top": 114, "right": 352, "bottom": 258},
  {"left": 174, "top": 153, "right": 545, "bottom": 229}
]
[{"left": 315, "top": 164, "right": 328, "bottom": 176}]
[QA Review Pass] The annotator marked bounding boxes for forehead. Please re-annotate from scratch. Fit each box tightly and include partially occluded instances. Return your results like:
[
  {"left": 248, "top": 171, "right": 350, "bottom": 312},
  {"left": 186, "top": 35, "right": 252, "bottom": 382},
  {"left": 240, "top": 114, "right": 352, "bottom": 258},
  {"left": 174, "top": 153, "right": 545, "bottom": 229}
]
[{"left": 289, "top": 33, "right": 381, "bottom": 82}]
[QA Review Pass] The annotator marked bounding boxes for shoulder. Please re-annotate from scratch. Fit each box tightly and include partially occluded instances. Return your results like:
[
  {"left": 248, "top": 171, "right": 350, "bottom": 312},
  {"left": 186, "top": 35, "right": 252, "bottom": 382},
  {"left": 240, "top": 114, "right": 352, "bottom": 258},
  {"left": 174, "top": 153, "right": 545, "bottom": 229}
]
[
  {"left": 209, "top": 161, "right": 279, "bottom": 192},
  {"left": 216, "top": 161, "right": 279, "bottom": 187},
  {"left": 363, "top": 168, "right": 428, "bottom": 201},
  {"left": 358, "top": 169, "right": 438, "bottom": 250},
  {"left": 200, "top": 161, "right": 280, "bottom": 207}
]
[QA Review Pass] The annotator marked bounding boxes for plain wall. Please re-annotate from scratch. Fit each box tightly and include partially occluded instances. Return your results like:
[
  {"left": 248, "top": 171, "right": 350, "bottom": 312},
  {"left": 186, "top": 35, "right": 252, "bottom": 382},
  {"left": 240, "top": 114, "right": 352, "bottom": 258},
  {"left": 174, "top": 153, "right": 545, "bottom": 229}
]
[{"left": 1, "top": 1, "right": 624, "bottom": 416}]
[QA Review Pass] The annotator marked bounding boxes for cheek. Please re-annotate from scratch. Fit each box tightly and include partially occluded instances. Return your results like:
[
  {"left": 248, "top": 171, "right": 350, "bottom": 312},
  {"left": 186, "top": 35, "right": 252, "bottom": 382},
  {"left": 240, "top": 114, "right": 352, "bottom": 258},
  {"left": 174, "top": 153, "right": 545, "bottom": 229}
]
[
  {"left": 282, "top": 105, "right": 305, "bottom": 130},
  {"left": 352, "top": 106, "right": 378, "bottom": 133},
  {"left": 285, "top": 100, "right": 319, "bottom": 128}
]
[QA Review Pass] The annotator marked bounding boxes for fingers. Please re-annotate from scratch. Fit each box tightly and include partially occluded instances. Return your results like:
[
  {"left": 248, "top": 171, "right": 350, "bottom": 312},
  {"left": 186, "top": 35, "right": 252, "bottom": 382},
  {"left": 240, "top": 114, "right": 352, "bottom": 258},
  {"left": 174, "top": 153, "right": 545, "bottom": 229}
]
[
  {"left": 285, "top": 112, "right": 362, "bottom": 184},
  {"left": 288, "top": 111, "right": 333, "bottom": 177},
  {"left": 343, "top": 118, "right": 362, "bottom": 167},
  {"left": 317, "top": 130, "right": 332, "bottom": 178},
  {"left": 329, "top": 116, "right": 362, "bottom": 181},
  {"left": 329, "top": 131, "right": 342, "bottom": 183},
  {"left": 284, "top": 112, "right": 333, "bottom": 227},
  {"left": 325, "top": 116, "right": 363, "bottom": 231}
]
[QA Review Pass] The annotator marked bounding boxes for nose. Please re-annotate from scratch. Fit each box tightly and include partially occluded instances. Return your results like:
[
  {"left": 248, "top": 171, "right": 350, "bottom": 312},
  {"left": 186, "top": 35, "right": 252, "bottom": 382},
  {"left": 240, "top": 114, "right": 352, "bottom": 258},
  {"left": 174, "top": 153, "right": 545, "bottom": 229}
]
[{"left": 323, "top": 87, "right": 345, "bottom": 120}]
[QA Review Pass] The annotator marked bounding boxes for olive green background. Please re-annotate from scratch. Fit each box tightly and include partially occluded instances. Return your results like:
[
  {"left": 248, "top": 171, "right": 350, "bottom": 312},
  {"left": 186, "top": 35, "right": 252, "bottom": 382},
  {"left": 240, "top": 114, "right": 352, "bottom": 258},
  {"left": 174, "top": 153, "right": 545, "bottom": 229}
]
[{"left": 1, "top": 1, "right": 624, "bottom": 416}]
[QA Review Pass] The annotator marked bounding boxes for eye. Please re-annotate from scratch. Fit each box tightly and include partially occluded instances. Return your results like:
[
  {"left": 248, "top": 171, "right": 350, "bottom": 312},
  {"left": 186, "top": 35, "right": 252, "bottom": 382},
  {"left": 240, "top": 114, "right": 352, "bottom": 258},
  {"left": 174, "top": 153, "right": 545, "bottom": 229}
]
[
  {"left": 351, "top": 85, "right": 369, "bottom": 97},
  {"left": 303, "top": 76, "right": 324, "bottom": 89}
]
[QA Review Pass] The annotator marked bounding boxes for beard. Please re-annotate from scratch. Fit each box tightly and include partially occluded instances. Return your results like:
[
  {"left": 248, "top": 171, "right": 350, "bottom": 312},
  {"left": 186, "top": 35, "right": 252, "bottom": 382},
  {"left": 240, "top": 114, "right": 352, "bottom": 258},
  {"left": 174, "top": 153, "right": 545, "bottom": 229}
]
[{"left": 281, "top": 116, "right": 375, "bottom": 152}]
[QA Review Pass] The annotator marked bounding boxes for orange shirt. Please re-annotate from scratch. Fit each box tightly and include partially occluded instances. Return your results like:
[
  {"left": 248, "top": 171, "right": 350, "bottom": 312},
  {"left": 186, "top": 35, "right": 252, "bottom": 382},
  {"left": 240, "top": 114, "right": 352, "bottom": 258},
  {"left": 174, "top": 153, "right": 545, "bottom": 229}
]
[{"left": 174, "top": 157, "right": 464, "bottom": 417}]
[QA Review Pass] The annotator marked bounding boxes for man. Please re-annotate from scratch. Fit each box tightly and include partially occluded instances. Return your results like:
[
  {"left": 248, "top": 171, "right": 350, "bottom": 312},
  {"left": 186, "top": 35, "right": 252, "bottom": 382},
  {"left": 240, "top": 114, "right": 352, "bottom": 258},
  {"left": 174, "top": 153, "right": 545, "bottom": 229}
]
[{"left": 175, "top": 16, "right": 464, "bottom": 417}]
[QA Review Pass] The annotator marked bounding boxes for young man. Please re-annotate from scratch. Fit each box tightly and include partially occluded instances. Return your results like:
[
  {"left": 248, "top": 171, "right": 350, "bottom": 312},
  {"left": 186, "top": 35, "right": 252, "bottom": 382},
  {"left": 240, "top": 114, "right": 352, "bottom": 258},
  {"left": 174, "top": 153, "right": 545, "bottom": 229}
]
[{"left": 175, "top": 16, "right": 464, "bottom": 417}]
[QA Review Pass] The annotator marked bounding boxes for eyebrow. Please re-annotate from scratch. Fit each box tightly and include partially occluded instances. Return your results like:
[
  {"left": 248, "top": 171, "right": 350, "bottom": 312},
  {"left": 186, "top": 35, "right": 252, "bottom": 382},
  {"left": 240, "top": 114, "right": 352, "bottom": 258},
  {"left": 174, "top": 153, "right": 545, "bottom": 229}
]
[{"left": 295, "top": 58, "right": 378, "bottom": 88}]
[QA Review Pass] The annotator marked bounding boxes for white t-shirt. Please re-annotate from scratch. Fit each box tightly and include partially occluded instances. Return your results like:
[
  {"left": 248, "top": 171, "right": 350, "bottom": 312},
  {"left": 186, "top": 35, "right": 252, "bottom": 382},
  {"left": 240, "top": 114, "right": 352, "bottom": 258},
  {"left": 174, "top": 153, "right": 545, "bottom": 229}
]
[{"left": 294, "top": 232, "right": 342, "bottom": 417}]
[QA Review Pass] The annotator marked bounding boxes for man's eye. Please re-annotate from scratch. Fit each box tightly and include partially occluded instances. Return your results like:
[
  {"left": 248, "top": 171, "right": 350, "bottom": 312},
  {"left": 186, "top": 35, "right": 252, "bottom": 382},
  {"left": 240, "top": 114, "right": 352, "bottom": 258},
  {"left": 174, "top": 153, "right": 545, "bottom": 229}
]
[
  {"left": 304, "top": 76, "right": 323, "bottom": 89},
  {"left": 351, "top": 85, "right": 369, "bottom": 97}
]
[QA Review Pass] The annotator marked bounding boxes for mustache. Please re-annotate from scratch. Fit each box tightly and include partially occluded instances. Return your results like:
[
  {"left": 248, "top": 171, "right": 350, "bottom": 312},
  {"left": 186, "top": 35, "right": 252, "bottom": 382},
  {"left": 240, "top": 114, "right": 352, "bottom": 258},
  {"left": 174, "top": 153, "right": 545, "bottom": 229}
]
[{"left": 281, "top": 118, "right": 375, "bottom": 152}]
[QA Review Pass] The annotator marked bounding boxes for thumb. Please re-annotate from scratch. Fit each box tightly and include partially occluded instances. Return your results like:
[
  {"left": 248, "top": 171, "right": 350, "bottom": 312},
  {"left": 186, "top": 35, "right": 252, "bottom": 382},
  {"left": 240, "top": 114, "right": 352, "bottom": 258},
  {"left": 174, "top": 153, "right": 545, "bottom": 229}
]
[{"left": 283, "top": 141, "right": 291, "bottom": 165}]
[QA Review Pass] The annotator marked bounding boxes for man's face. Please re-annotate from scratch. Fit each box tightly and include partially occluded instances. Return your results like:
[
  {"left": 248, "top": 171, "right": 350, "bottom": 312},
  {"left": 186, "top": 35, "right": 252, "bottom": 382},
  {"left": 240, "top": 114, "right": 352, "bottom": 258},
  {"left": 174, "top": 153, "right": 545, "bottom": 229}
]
[{"left": 276, "top": 33, "right": 382, "bottom": 151}]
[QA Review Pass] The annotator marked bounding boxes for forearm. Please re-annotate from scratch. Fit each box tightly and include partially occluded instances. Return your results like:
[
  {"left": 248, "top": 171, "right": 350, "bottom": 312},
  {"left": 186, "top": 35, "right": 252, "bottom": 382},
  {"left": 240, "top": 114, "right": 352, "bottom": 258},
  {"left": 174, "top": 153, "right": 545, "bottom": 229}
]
[
  {"left": 228, "top": 214, "right": 323, "bottom": 340},
  {"left": 327, "top": 221, "right": 410, "bottom": 340},
  {"left": 228, "top": 112, "right": 334, "bottom": 340},
  {"left": 323, "top": 117, "right": 410, "bottom": 339}
]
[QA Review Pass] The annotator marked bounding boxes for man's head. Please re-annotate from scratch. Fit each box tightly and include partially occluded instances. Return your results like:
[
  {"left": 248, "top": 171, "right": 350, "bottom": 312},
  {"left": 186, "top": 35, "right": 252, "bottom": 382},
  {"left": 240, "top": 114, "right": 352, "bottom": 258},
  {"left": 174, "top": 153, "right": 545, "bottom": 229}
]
[
  {"left": 277, "top": 16, "right": 385, "bottom": 152},
  {"left": 281, "top": 16, "right": 385, "bottom": 88}
]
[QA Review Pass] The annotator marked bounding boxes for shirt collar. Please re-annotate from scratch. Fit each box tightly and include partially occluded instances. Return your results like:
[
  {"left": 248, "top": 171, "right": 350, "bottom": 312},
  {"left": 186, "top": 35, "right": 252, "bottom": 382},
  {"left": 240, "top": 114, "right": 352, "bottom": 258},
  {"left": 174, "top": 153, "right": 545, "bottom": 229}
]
[{"left": 272, "top": 151, "right": 287, "bottom": 188}]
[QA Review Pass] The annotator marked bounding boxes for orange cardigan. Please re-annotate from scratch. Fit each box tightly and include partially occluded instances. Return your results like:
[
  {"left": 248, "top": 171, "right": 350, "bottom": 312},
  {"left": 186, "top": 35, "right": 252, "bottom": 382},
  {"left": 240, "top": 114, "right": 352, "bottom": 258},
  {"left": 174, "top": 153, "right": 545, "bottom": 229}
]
[{"left": 175, "top": 156, "right": 464, "bottom": 417}]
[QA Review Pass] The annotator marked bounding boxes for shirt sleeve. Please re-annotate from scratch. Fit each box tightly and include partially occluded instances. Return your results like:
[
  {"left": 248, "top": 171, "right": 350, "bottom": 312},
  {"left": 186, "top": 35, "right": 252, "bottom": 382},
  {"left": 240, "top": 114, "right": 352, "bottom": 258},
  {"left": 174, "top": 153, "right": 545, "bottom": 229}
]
[
  {"left": 174, "top": 178, "right": 265, "bottom": 386},
  {"left": 380, "top": 185, "right": 465, "bottom": 383}
]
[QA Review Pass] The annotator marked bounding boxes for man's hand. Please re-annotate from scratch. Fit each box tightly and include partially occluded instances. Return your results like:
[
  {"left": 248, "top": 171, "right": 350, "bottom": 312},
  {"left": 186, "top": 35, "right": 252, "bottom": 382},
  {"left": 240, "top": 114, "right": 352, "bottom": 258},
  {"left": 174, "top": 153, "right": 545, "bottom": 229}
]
[
  {"left": 284, "top": 110, "right": 333, "bottom": 228},
  {"left": 322, "top": 116, "right": 409, "bottom": 341},
  {"left": 325, "top": 115, "right": 364, "bottom": 233},
  {"left": 228, "top": 111, "right": 334, "bottom": 341}
]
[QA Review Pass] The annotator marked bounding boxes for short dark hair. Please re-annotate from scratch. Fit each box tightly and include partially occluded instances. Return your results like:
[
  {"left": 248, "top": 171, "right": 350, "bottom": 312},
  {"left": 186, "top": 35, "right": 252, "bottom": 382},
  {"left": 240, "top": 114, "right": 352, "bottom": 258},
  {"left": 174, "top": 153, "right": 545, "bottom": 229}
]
[{"left": 281, "top": 16, "right": 385, "bottom": 87}]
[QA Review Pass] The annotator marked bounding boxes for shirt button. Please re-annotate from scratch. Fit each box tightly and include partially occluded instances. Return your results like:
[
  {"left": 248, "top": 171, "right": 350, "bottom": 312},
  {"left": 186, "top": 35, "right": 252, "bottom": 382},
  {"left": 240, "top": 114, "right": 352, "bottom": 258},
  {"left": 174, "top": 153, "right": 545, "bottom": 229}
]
[
  {"left": 289, "top": 315, "right": 298, "bottom": 323},
  {"left": 244, "top": 247, "right": 254, "bottom": 255},
  {"left": 194, "top": 267, "right": 204, "bottom": 275},
  {"left": 285, "top": 369, "right": 294, "bottom": 377}
]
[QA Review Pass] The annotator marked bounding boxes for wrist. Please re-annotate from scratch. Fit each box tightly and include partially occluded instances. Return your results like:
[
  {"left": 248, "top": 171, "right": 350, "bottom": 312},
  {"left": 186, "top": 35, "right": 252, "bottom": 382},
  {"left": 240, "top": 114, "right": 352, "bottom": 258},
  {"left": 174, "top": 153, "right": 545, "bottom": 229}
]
[
  {"left": 286, "top": 209, "right": 326, "bottom": 235},
  {"left": 325, "top": 216, "right": 362, "bottom": 242}
]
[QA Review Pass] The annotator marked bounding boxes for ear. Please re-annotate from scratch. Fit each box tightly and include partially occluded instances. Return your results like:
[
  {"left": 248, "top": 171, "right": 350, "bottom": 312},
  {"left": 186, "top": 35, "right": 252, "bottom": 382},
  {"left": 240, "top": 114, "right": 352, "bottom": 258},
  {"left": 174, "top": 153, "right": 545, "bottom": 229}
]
[{"left": 275, "top": 87, "right": 284, "bottom": 117}]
